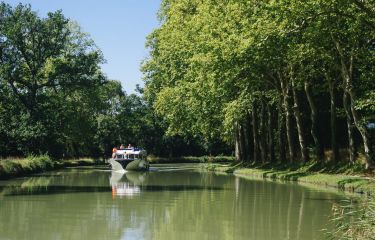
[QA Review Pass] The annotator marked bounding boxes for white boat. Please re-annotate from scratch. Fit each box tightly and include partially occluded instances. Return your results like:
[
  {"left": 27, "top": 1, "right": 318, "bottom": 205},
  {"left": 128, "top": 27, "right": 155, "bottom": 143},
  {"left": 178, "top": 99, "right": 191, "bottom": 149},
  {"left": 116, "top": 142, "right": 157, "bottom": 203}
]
[{"left": 109, "top": 148, "right": 149, "bottom": 171}]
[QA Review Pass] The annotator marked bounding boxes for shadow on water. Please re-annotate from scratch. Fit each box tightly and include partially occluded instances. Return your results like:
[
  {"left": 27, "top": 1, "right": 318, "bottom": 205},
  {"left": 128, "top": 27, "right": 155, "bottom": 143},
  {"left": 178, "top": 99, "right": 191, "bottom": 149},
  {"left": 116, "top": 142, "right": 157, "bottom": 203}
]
[{"left": 2, "top": 184, "right": 224, "bottom": 196}]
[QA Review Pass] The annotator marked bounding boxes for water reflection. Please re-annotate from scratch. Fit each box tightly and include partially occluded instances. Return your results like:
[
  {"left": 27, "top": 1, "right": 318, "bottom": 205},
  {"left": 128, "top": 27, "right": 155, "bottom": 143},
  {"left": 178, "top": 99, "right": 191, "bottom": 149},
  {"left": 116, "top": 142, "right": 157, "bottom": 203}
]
[
  {"left": 110, "top": 172, "right": 143, "bottom": 198},
  {"left": 0, "top": 166, "right": 349, "bottom": 240},
  {"left": 109, "top": 171, "right": 224, "bottom": 199}
]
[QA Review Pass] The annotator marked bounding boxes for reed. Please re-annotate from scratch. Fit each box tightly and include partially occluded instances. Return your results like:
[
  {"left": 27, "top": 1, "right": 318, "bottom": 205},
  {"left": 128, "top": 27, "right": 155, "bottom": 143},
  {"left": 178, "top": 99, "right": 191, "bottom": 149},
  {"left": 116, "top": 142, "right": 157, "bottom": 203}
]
[{"left": 325, "top": 198, "right": 375, "bottom": 240}]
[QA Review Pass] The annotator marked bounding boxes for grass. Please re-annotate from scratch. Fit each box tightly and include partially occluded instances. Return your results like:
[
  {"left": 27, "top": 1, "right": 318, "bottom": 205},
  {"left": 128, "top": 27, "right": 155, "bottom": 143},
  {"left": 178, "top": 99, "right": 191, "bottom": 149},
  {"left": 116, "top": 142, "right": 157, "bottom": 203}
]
[
  {"left": 59, "top": 158, "right": 103, "bottom": 167},
  {"left": 148, "top": 155, "right": 235, "bottom": 164},
  {"left": 0, "top": 156, "right": 103, "bottom": 180},
  {"left": 0, "top": 155, "right": 55, "bottom": 180},
  {"left": 204, "top": 161, "right": 375, "bottom": 196}
]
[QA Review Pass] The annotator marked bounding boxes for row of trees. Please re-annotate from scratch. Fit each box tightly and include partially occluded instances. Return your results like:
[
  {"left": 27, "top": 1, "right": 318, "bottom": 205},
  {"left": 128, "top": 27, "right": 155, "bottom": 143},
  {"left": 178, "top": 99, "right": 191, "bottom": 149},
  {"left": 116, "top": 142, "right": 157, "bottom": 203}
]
[
  {"left": 0, "top": 3, "right": 221, "bottom": 159},
  {"left": 143, "top": 0, "right": 375, "bottom": 168}
]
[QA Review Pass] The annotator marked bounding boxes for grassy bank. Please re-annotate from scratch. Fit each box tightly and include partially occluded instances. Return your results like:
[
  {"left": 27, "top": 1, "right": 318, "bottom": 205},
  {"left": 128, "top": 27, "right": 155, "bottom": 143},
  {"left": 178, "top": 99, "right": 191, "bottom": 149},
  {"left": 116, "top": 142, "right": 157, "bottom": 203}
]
[
  {"left": 60, "top": 158, "right": 103, "bottom": 167},
  {"left": 0, "top": 156, "right": 102, "bottom": 180},
  {"left": 148, "top": 155, "right": 235, "bottom": 164},
  {"left": 205, "top": 161, "right": 375, "bottom": 196}
]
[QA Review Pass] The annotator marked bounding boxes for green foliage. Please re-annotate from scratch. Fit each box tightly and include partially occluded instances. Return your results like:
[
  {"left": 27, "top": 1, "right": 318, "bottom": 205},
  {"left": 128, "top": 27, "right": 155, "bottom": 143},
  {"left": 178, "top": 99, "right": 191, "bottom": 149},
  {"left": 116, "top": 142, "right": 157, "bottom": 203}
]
[
  {"left": 355, "top": 92, "right": 375, "bottom": 113},
  {"left": 0, "top": 2, "right": 106, "bottom": 157},
  {"left": 143, "top": 0, "right": 375, "bottom": 166},
  {"left": 0, "top": 2, "right": 228, "bottom": 159},
  {"left": 2, "top": 0, "right": 375, "bottom": 166}
]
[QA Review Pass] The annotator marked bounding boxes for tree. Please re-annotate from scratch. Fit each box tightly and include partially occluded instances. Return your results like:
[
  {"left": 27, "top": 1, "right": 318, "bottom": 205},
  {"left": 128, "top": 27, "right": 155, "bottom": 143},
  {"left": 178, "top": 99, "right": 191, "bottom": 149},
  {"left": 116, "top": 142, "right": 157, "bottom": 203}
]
[{"left": 143, "top": 0, "right": 375, "bottom": 168}]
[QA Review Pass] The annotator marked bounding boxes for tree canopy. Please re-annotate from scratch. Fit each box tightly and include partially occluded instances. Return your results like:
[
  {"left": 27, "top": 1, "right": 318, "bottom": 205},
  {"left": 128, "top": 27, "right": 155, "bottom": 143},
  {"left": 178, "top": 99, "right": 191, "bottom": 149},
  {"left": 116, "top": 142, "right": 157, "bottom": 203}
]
[{"left": 143, "top": 0, "right": 375, "bottom": 168}]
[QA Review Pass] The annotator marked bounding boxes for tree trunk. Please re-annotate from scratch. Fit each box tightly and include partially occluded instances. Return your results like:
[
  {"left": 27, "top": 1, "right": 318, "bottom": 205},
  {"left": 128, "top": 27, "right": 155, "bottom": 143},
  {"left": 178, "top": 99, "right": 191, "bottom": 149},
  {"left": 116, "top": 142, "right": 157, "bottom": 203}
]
[
  {"left": 349, "top": 92, "right": 373, "bottom": 169},
  {"left": 304, "top": 81, "right": 323, "bottom": 160},
  {"left": 259, "top": 98, "right": 267, "bottom": 163},
  {"left": 343, "top": 91, "right": 356, "bottom": 163},
  {"left": 241, "top": 123, "right": 249, "bottom": 162},
  {"left": 235, "top": 122, "right": 241, "bottom": 162},
  {"left": 334, "top": 39, "right": 373, "bottom": 169},
  {"left": 240, "top": 123, "right": 248, "bottom": 162},
  {"left": 252, "top": 103, "right": 260, "bottom": 163},
  {"left": 278, "top": 97, "right": 287, "bottom": 163},
  {"left": 292, "top": 78, "right": 309, "bottom": 163},
  {"left": 327, "top": 75, "right": 340, "bottom": 163},
  {"left": 267, "top": 104, "right": 276, "bottom": 163},
  {"left": 238, "top": 124, "right": 245, "bottom": 161},
  {"left": 245, "top": 113, "right": 253, "bottom": 162},
  {"left": 281, "top": 77, "right": 296, "bottom": 163}
]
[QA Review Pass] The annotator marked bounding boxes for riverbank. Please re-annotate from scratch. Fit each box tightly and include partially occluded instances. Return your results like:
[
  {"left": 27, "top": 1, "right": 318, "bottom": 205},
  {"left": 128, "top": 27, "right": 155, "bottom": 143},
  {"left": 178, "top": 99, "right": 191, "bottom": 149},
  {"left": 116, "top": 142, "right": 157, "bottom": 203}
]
[
  {"left": 0, "top": 155, "right": 233, "bottom": 180},
  {"left": 0, "top": 156, "right": 102, "bottom": 180},
  {"left": 148, "top": 155, "right": 235, "bottom": 164},
  {"left": 205, "top": 161, "right": 375, "bottom": 196}
]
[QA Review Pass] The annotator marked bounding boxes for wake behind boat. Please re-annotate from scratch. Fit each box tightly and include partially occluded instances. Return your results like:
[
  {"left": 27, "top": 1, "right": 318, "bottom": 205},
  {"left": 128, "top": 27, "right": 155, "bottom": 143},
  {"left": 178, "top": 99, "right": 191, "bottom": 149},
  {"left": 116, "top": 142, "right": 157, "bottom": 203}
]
[{"left": 109, "top": 148, "right": 149, "bottom": 171}]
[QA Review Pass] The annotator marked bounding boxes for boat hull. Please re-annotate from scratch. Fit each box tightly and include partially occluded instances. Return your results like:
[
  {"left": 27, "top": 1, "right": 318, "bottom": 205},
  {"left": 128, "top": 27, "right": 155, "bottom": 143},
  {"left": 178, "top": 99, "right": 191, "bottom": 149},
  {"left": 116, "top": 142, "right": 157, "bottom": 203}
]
[{"left": 109, "top": 158, "right": 149, "bottom": 171}]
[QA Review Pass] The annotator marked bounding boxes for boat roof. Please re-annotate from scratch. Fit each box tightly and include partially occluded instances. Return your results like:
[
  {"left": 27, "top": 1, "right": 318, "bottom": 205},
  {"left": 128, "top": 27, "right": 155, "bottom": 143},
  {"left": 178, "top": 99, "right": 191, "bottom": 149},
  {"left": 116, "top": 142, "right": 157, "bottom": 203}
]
[{"left": 116, "top": 148, "right": 145, "bottom": 154}]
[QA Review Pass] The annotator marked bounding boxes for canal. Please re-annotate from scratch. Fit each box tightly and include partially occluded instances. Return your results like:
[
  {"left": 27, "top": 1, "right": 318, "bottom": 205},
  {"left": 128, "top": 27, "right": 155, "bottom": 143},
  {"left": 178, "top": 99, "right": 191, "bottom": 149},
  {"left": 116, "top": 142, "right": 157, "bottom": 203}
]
[{"left": 0, "top": 164, "right": 347, "bottom": 240}]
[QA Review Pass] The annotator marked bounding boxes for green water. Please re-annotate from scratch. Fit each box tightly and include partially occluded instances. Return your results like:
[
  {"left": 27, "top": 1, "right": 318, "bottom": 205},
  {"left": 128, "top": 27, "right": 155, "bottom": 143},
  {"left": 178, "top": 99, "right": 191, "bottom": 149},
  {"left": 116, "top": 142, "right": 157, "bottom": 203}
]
[{"left": 0, "top": 164, "right": 347, "bottom": 240}]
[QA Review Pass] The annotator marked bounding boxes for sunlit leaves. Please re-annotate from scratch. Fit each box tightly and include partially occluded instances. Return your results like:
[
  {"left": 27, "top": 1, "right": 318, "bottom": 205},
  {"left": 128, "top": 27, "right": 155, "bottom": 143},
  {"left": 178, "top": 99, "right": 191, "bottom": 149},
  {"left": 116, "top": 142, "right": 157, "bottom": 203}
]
[{"left": 144, "top": 0, "right": 375, "bottom": 160}]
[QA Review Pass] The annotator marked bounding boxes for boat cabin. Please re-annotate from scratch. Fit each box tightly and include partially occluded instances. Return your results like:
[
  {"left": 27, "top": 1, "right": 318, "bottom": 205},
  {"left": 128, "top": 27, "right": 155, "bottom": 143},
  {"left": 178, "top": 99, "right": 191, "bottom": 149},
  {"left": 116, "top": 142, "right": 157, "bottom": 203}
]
[{"left": 114, "top": 148, "right": 147, "bottom": 161}]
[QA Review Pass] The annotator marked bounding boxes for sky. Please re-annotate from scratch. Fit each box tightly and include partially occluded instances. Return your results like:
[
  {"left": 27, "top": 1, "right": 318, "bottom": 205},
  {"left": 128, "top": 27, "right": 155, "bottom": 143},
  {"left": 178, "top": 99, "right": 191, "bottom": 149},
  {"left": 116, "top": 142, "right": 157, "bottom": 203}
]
[{"left": 5, "top": 0, "right": 161, "bottom": 93}]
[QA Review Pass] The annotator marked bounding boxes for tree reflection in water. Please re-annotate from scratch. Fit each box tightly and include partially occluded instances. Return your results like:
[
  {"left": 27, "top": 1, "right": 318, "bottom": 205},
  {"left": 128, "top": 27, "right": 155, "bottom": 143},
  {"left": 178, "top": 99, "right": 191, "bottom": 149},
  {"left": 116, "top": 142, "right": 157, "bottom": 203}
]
[{"left": 0, "top": 166, "right": 348, "bottom": 240}]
